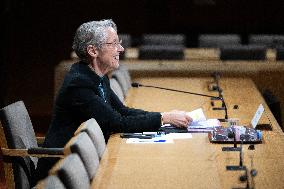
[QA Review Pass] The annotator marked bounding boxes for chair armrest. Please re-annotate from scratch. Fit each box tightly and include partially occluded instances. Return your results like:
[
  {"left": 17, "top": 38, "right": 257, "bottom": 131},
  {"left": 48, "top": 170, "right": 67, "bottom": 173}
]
[
  {"left": 1, "top": 147, "right": 64, "bottom": 158},
  {"left": 28, "top": 147, "right": 64, "bottom": 156}
]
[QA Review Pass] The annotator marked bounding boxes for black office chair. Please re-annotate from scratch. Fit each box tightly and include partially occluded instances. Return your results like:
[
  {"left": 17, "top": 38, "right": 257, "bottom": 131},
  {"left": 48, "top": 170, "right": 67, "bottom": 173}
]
[
  {"left": 139, "top": 45, "right": 184, "bottom": 60},
  {"left": 199, "top": 34, "right": 241, "bottom": 48},
  {"left": 0, "top": 101, "right": 64, "bottom": 189},
  {"left": 248, "top": 34, "right": 284, "bottom": 49},
  {"left": 142, "top": 34, "right": 186, "bottom": 46},
  {"left": 220, "top": 45, "right": 266, "bottom": 60}
]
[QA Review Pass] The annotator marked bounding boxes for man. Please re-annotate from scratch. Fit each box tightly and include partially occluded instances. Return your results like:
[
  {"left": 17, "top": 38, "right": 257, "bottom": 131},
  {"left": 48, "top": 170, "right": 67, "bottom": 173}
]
[{"left": 36, "top": 19, "right": 192, "bottom": 182}]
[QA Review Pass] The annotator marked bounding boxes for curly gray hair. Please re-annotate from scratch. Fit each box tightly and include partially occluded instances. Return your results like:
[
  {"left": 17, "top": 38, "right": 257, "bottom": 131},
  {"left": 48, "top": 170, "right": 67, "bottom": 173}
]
[{"left": 72, "top": 19, "right": 117, "bottom": 62}]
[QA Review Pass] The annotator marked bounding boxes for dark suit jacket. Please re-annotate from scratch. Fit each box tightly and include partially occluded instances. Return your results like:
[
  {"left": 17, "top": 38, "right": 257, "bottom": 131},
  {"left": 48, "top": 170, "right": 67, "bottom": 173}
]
[
  {"left": 35, "top": 62, "right": 161, "bottom": 182},
  {"left": 44, "top": 61, "right": 161, "bottom": 148}
]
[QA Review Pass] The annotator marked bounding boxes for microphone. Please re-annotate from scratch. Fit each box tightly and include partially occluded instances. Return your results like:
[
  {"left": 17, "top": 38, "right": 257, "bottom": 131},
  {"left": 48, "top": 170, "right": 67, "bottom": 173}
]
[
  {"left": 131, "top": 82, "right": 228, "bottom": 121},
  {"left": 208, "top": 83, "right": 221, "bottom": 92},
  {"left": 132, "top": 82, "right": 221, "bottom": 99}
]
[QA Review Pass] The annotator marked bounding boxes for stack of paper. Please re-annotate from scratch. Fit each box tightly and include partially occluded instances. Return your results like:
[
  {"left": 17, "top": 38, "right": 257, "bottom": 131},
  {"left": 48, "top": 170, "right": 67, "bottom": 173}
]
[
  {"left": 187, "top": 108, "right": 221, "bottom": 132},
  {"left": 162, "top": 108, "right": 221, "bottom": 133}
]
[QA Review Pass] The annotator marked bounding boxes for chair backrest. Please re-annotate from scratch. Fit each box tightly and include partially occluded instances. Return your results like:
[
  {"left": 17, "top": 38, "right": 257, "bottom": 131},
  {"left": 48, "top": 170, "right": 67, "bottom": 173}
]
[
  {"left": 110, "top": 78, "right": 124, "bottom": 102},
  {"left": 0, "top": 101, "right": 38, "bottom": 189},
  {"left": 220, "top": 45, "right": 266, "bottom": 60},
  {"left": 138, "top": 45, "right": 184, "bottom": 60},
  {"left": 74, "top": 118, "right": 106, "bottom": 159},
  {"left": 142, "top": 34, "right": 186, "bottom": 46},
  {"left": 199, "top": 34, "right": 241, "bottom": 48},
  {"left": 248, "top": 34, "right": 284, "bottom": 48},
  {"left": 64, "top": 132, "right": 100, "bottom": 180},
  {"left": 118, "top": 63, "right": 132, "bottom": 88},
  {"left": 54, "top": 61, "right": 74, "bottom": 98},
  {"left": 36, "top": 175, "right": 66, "bottom": 189},
  {"left": 111, "top": 69, "right": 131, "bottom": 96},
  {"left": 49, "top": 153, "right": 90, "bottom": 189}
]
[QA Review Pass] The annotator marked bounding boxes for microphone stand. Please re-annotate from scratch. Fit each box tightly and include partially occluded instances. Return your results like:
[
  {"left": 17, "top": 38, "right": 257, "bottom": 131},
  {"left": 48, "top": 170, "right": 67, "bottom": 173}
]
[
  {"left": 218, "top": 99, "right": 228, "bottom": 122},
  {"left": 132, "top": 82, "right": 229, "bottom": 122},
  {"left": 132, "top": 82, "right": 228, "bottom": 122},
  {"left": 132, "top": 82, "right": 231, "bottom": 121},
  {"left": 211, "top": 73, "right": 228, "bottom": 122},
  {"left": 132, "top": 83, "right": 221, "bottom": 99}
]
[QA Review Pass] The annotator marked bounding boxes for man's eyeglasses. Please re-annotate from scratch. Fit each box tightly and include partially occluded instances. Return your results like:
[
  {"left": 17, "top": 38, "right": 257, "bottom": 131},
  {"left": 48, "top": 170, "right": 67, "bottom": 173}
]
[{"left": 104, "top": 39, "right": 122, "bottom": 48}]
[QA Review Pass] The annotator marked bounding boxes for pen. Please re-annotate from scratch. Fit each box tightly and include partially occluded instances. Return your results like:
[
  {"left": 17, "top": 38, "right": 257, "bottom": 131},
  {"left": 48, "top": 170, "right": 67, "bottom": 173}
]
[
  {"left": 120, "top": 133, "right": 153, "bottom": 139},
  {"left": 154, "top": 140, "right": 166, "bottom": 143}
]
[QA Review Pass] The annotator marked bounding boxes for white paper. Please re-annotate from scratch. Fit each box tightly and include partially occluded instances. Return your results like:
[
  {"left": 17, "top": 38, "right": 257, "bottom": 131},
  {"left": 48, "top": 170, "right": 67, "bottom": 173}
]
[
  {"left": 186, "top": 108, "right": 207, "bottom": 125},
  {"left": 189, "top": 119, "right": 221, "bottom": 128},
  {"left": 251, "top": 104, "right": 264, "bottom": 128},
  {"left": 126, "top": 138, "right": 174, "bottom": 144},
  {"left": 161, "top": 108, "right": 220, "bottom": 132},
  {"left": 163, "top": 133, "right": 192, "bottom": 139},
  {"left": 126, "top": 133, "right": 192, "bottom": 144}
]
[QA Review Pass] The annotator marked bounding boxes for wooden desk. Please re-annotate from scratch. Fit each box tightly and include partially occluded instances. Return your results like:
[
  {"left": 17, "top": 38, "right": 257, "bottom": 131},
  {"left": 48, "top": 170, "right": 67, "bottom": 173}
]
[
  {"left": 91, "top": 77, "right": 284, "bottom": 189},
  {"left": 121, "top": 60, "right": 284, "bottom": 128}
]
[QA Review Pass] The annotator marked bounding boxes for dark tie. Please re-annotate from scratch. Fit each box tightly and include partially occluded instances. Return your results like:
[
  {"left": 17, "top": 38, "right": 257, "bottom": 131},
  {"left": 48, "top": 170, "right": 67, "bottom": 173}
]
[{"left": 98, "top": 78, "right": 107, "bottom": 102}]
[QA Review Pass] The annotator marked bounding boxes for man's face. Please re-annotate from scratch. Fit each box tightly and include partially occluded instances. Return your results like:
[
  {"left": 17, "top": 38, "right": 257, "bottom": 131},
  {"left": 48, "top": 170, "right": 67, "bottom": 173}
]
[{"left": 97, "top": 27, "right": 124, "bottom": 71}]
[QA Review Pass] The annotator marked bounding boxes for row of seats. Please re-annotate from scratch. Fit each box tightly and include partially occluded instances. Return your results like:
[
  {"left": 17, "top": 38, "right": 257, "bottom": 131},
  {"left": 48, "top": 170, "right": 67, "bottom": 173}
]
[
  {"left": 120, "top": 34, "right": 284, "bottom": 60},
  {"left": 137, "top": 45, "right": 284, "bottom": 61},
  {"left": 138, "top": 45, "right": 284, "bottom": 60},
  {"left": 0, "top": 100, "right": 106, "bottom": 189},
  {"left": 36, "top": 118, "right": 105, "bottom": 189},
  {"left": 199, "top": 34, "right": 284, "bottom": 48},
  {"left": 199, "top": 34, "right": 284, "bottom": 61},
  {"left": 0, "top": 59, "right": 131, "bottom": 188},
  {"left": 1, "top": 63, "right": 132, "bottom": 188},
  {"left": 120, "top": 33, "right": 284, "bottom": 48},
  {"left": 120, "top": 34, "right": 185, "bottom": 60}
]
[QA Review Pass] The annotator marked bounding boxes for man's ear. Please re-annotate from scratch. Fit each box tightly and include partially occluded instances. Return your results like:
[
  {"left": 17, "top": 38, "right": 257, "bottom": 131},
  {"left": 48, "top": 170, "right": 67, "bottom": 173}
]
[{"left": 87, "top": 45, "right": 98, "bottom": 58}]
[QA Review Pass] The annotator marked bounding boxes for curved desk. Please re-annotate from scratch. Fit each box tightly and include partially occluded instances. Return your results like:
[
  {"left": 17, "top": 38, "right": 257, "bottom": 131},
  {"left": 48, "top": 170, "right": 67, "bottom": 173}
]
[{"left": 91, "top": 77, "right": 284, "bottom": 189}]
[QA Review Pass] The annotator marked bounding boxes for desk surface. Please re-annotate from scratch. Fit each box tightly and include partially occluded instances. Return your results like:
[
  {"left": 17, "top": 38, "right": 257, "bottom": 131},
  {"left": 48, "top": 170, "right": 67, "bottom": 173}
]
[{"left": 91, "top": 77, "right": 284, "bottom": 189}]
